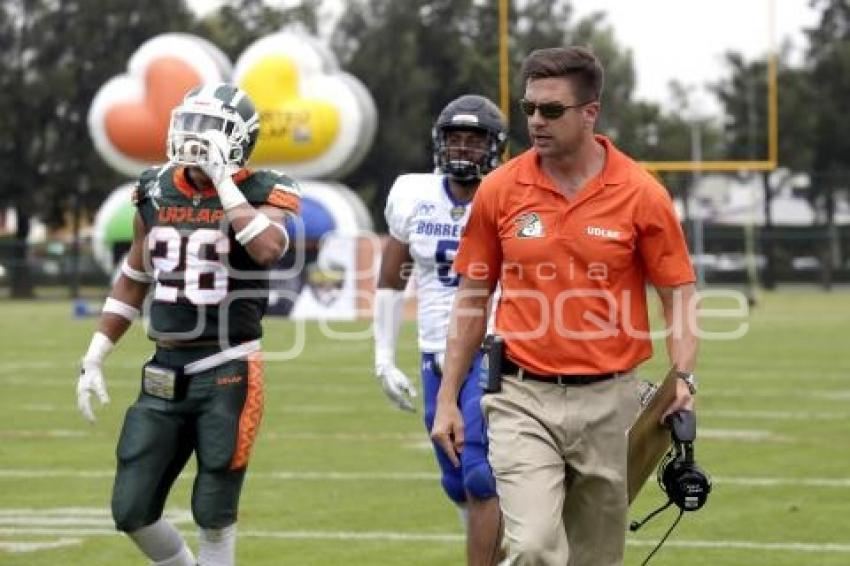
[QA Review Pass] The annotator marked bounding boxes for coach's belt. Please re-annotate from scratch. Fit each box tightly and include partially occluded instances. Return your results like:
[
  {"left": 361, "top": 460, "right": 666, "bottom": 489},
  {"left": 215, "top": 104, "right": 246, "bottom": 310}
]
[{"left": 502, "top": 357, "right": 616, "bottom": 386}]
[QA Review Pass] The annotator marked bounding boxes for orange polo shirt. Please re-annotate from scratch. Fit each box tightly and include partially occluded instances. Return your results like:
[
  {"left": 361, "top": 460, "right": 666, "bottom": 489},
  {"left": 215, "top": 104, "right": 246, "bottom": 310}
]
[{"left": 454, "top": 135, "right": 695, "bottom": 375}]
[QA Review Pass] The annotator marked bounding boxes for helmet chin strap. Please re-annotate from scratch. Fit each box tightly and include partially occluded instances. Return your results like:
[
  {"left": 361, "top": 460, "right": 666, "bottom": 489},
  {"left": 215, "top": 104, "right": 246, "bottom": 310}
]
[
  {"left": 451, "top": 173, "right": 480, "bottom": 187},
  {"left": 446, "top": 157, "right": 482, "bottom": 185}
]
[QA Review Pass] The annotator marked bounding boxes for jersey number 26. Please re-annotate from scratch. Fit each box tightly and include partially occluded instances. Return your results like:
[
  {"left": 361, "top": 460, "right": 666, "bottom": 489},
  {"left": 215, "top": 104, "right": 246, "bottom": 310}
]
[{"left": 148, "top": 226, "right": 230, "bottom": 305}]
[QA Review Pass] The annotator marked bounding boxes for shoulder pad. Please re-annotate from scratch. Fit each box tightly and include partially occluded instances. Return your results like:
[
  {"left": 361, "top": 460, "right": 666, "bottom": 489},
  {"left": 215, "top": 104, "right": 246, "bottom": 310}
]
[
  {"left": 387, "top": 173, "right": 442, "bottom": 206},
  {"left": 239, "top": 169, "right": 301, "bottom": 212},
  {"left": 385, "top": 174, "right": 442, "bottom": 242},
  {"left": 250, "top": 169, "right": 301, "bottom": 194},
  {"left": 133, "top": 166, "right": 167, "bottom": 206}
]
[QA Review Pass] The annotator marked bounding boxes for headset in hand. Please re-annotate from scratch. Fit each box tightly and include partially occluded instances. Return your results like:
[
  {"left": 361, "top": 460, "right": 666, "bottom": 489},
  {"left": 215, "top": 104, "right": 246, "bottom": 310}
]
[
  {"left": 630, "top": 409, "right": 712, "bottom": 565},
  {"left": 658, "top": 409, "right": 712, "bottom": 511}
]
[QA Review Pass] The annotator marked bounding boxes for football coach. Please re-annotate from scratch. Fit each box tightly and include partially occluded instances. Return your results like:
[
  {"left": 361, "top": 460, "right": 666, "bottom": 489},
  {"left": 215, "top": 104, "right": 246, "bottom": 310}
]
[{"left": 431, "top": 46, "right": 699, "bottom": 566}]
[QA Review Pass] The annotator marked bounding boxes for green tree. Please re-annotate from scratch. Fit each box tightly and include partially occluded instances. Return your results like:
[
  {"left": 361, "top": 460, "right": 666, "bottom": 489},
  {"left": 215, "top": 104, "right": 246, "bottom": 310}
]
[
  {"left": 711, "top": 46, "right": 822, "bottom": 287},
  {"left": 198, "top": 0, "right": 322, "bottom": 61},
  {"left": 333, "top": 0, "right": 503, "bottom": 229},
  {"left": 0, "top": 0, "right": 326, "bottom": 297},
  {"left": 332, "top": 0, "right": 668, "bottom": 229},
  {"left": 805, "top": 0, "right": 850, "bottom": 211},
  {"left": 0, "top": 0, "right": 196, "bottom": 296},
  {"left": 804, "top": 0, "right": 850, "bottom": 286}
]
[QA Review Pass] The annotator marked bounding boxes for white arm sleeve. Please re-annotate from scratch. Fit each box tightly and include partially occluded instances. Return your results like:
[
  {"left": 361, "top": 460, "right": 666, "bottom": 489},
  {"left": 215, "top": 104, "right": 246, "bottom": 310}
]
[{"left": 373, "top": 288, "right": 405, "bottom": 370}]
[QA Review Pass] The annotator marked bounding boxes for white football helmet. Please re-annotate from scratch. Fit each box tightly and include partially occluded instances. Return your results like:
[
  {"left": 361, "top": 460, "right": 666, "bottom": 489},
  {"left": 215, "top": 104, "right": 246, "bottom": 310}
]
[{"left": 167, "top": 83, "right": 260, "bottom": 168}]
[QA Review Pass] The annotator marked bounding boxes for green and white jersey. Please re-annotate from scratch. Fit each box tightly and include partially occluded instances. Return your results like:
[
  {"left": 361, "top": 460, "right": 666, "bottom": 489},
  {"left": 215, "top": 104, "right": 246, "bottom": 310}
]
[{"left": 134, "top": 164, "right": 300, "bottom": 344}]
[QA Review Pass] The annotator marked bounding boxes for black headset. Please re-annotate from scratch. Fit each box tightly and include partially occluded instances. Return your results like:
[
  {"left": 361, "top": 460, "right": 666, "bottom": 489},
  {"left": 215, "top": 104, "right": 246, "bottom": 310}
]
[
  {"left": 630, "top": 409, "right": 711, "bottom": 533},
  {"left": 659, "top": 409, "right": 712, "bottom": 511},
  {"left": 630, "top": 410, "right": 712, "bottom": 565}
]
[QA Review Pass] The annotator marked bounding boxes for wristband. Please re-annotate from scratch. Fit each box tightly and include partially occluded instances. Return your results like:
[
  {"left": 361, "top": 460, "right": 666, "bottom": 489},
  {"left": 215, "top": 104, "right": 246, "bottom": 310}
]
[
  {"left": 235, "top": 213, "right": 272, "bottom": 246},
  {"left": 102, "top": 297, "right": 140, "bottom": 321},
  {"left": 83, "top": 331, "right": 114, "bottom": 364},
  {"left": 216, "top": 177, "right": 248, "bottom": 211},
  {"left": 121, "top": 259, "right": 152, "bottom": 283}
]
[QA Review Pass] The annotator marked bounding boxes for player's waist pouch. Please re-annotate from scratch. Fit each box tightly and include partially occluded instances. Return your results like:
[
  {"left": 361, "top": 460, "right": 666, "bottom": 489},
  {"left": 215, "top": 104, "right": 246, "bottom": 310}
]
[{"left": 142, "top": 340, "right": 261, "bottom": 401}]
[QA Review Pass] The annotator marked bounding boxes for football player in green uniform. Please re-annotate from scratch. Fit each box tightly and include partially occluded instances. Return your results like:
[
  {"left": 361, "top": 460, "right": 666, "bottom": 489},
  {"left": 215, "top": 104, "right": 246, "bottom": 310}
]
[{"left": 76, "top": 83, "right": 300, "bottom": 566}]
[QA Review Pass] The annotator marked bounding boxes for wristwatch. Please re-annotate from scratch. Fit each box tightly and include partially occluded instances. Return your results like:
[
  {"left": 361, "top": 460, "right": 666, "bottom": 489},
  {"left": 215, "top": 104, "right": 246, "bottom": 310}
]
[{"left": 676, "top": 371, "right": 698, "bottom": 395}]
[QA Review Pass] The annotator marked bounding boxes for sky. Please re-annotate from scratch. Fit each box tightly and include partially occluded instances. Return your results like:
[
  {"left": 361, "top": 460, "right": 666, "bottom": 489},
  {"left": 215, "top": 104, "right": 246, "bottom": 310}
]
[
  {"left": 189, "top": 0, "right": 821, "bottom": 116},
  {"left": 572, "top": 0, "right": 820, "bottom": 115}
]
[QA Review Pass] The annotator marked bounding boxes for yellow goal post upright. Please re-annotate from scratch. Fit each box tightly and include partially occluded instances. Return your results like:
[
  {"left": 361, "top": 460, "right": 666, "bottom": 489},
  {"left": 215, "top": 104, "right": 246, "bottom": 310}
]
[{"left": 496, "top": 0, "right": 778, "bottom": 300}]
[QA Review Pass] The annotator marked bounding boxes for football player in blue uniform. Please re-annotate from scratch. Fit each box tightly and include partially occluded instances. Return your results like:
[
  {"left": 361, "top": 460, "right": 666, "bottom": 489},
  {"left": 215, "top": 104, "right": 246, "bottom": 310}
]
[{"left": 373, "top": 94, "right": 508, "bottom": 565}]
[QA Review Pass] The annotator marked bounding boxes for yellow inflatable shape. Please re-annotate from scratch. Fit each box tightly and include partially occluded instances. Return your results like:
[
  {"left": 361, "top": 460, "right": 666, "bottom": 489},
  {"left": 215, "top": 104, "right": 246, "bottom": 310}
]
[{"left": 241, "top": 56, "right": 340, "bottom": 163}]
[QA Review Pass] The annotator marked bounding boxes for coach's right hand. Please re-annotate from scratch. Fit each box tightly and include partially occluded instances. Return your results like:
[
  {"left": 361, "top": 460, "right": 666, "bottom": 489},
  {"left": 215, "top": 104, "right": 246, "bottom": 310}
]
[
  {"left": 431, "top": 400, "right": 464, "bottom": 468},
  {"left": 375, "top": 363, "right": 417, "bottom": 413}
]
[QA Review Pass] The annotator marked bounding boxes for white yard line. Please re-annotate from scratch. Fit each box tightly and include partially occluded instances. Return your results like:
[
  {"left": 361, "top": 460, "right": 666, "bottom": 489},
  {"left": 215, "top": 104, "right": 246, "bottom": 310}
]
[
  {"left": 10, "top": 405, "right": 850, "bottom": 421},
  {"left": 0, "top": 470, "right": 115, "bottom": 478},
  {"left": 3, "top": 469, "right": 850, "bottom": 488},
  {"left": 702, "top": 409, "right": 850, "bottom": 420},
  {"left": 0, "top": 429, "right": 90, "bottom": 438},
  {"left": 704, "top": 389, "right": 850, "bottom": 401},
  {"left": 0, "top": 508, "right": 192, "bottom": 523},
  {"left": 626, "top": 539, "right": 850, "bottom": 552},
  {"left": 1, "top": 427, "right": 788, "bottom": 443},
  {"left": 263, "top": 431, "right": 423, "bottom": 441},
  {"left": 699, "top": 428, "right": 788, "bottom": 442},
  {"left": 0, "top": 425, "right": 790, "bottom": 443},
  {"left": 7, "top": 374, "right": 850, "bottom": 400},
  {"left": 0, "top": 538, "right": 82, "bottom": 553},
  {"left": 0, "top": 526, "right": 849, "bottom": 554},
  {"left": 713, "top": 476, "right": 850, "bottom": 487}
]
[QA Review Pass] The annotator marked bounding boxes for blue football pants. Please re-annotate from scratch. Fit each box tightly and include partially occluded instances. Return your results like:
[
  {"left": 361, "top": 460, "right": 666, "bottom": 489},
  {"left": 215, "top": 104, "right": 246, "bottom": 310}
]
[{"left": 421, "top": 351, "right": 497, "bottom": 503}]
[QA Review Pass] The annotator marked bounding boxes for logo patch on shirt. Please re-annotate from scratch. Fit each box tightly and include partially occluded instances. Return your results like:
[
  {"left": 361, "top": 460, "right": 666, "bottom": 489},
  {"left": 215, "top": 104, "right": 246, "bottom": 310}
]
[
  {"left": 144, "top": 178, "right": 163, "bottom": 210},
  {"left": 585, "top": 225, "right": 621, "bottom": 239},
  {"left": 515, "top": 212, "right": 545, "bottom": 238},
  {"left": 450, "top": 205, "right": 467, "bottom": 221},
  {"left": 413, "top": 202, "right": 437, "bottom": 219}
]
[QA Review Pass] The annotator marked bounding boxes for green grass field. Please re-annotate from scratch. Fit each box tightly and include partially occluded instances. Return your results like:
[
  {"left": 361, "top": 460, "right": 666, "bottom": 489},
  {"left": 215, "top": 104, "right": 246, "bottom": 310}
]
[{"left": 1, "top": 289, "right": 849, "bottom": 565}]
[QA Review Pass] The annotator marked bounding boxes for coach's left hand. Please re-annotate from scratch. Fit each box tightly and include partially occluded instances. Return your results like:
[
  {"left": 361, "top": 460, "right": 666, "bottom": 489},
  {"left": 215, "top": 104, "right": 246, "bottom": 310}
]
[{"left": 660, "top": 378, "right": 694, "bottom": 423}]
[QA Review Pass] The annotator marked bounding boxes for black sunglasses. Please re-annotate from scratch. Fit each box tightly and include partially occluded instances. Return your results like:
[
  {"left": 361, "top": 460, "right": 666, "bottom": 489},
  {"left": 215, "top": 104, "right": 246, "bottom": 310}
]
[{"left": 519, "top": 98, "right": 595, "bottom": 119}]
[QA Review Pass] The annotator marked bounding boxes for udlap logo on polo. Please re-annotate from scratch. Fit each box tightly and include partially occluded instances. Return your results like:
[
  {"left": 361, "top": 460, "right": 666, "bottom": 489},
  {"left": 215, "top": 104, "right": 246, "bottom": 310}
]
[{"left": 515, "top": 212, "right": 545, "bottom": 238}]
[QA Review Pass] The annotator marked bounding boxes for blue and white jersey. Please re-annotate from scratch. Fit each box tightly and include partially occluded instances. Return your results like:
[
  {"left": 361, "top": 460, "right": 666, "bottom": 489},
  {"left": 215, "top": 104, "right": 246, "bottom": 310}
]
[{"left": 385, "top": 173, "right": 472, "bottom": 353}]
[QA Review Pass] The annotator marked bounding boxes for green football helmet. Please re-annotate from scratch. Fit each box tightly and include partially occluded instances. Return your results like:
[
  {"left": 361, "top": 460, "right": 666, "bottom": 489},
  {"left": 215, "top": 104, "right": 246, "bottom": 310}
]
[{"left": 167, "top": 83, "right": 260, "bottom": 167}]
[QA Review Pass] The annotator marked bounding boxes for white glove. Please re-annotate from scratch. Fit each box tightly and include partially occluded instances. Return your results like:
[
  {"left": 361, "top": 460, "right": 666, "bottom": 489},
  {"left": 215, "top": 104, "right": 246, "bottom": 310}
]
[
  {"left": 376, "top": 363, "right": 417, "bottom": 413},
  {"left": 373, "top": 288, "right": 417, "bottom": 412},
  {"left": 197, "top": 130, "right": 247, "bottom": 210},
  {"left": 77, "top": 360, "right": 110, "bottom": 423},
  {"left": 77, "top": 332, "right": 113, "bottom": 423},
  {"left": 197, "top": 130, "right": 234, "bottom": 186}
]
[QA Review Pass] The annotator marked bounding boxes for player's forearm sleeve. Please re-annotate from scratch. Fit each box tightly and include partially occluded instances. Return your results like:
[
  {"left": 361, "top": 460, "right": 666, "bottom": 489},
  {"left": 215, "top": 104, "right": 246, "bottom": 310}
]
[{"left": 373, "top": 288, "right": 405, "bottom": 368}]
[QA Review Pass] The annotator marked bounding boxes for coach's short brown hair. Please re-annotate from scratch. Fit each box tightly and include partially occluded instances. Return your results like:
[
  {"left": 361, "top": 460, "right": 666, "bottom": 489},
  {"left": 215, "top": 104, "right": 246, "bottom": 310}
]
[{"left": 521, "top": 46, "right": 604, "bottom": 103}]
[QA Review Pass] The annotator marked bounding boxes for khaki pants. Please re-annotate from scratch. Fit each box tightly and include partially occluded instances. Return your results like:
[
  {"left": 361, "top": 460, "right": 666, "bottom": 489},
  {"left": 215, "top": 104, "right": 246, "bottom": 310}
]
[{"left": 481, "top": 372, "right": 640, "bottom": 566}]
